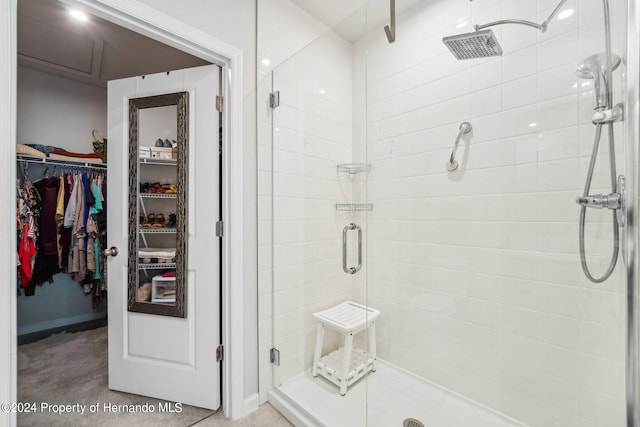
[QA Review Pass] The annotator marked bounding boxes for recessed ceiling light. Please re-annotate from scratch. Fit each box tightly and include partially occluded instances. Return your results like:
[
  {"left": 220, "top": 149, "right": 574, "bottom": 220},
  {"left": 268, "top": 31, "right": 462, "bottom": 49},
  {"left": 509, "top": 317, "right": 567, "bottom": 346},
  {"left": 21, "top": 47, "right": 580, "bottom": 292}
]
[
  {"left": 557, "top": 9, "right": 574, "bottom": 20},
  {"left": 528, "top": 122, "right": 537, "bottom": 127},
  {"left": 319, "top": 89, "right": 326, "bottom": 95},
  {"left": 261, "top": 58, "right": 271, "bottom": 67},
  {"left": 456, "top": 20, "right": 468, "bottom": 28},
  {"left": 69, "top": 9, "right": 89, "bottom": 22}
]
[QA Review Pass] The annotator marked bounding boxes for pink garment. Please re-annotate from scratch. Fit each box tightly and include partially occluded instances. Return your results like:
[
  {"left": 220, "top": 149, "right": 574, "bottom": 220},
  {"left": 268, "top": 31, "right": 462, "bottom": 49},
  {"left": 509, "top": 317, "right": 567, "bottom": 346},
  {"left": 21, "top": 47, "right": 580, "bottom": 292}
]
[{"left": 18, "top": 223, "right": 36, "bottom": 288}]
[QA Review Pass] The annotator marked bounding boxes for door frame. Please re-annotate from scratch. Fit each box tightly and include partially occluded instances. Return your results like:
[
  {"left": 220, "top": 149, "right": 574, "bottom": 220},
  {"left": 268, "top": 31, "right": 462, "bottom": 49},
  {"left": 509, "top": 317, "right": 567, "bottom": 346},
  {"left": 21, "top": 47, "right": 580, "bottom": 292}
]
[{"left": 0, "top": 0, "right": 254, "bottom": 425}]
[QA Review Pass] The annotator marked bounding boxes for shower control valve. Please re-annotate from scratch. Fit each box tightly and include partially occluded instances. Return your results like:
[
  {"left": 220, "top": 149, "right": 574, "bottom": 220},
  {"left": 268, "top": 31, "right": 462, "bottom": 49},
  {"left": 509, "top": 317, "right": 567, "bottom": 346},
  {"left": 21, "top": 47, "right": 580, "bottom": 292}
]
[
  {"left": 576, "top": 192, "right": 621, "bottom": 210},
  {"left": 592, "top": 103, "right": 624, "bottom": 124}
]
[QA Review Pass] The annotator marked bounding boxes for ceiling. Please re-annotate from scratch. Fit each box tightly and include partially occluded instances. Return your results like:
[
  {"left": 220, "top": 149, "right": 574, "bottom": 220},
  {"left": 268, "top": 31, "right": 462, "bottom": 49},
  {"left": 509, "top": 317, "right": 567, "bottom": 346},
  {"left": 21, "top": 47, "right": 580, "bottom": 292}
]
[
  {"left": 17, "top": 0, "right": 209, "bottom": 88},
  {"left": 289, "top": 0, "right": 367, "bottom": 30},
  {"left": 289, "top": 0, "right": 425, "bottom": 42}
]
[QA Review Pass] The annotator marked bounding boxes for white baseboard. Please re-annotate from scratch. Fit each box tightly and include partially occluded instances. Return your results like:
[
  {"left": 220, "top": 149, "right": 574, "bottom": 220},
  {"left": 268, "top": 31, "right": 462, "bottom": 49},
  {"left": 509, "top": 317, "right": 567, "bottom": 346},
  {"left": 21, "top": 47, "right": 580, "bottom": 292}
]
[{"left": 235, "top": 393, "right": 259, "bottom": 420}]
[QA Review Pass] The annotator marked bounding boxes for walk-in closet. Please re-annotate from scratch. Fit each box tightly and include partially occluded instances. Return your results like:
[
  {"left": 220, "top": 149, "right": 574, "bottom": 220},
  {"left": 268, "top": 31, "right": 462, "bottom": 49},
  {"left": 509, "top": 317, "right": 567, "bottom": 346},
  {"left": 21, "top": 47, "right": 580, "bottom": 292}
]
[{"left": 15, "top": 0, "right": 212, "bottom": 424}]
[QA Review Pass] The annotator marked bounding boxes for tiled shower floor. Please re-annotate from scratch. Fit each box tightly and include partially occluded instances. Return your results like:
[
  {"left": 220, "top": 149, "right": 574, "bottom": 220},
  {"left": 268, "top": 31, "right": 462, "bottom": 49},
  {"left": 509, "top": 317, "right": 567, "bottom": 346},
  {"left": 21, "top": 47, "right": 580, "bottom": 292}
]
[{"left": 277, "top": 360, "right": 524, "bottom": 427}]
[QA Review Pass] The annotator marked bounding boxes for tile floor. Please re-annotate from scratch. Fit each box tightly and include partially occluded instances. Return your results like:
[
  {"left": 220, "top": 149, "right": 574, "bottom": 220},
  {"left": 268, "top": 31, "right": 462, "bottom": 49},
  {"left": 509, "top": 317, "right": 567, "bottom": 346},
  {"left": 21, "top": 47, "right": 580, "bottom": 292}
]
[{"left": 193, "top": 404, "right": 292, "bottom": 426}]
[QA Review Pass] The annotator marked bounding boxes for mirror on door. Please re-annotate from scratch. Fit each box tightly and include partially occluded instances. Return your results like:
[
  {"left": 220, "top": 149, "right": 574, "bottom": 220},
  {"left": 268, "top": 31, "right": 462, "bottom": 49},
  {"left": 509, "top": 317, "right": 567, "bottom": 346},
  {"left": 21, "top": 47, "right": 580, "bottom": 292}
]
[{"left": 128, "top": 92, "right": 188, "bottom": 317}]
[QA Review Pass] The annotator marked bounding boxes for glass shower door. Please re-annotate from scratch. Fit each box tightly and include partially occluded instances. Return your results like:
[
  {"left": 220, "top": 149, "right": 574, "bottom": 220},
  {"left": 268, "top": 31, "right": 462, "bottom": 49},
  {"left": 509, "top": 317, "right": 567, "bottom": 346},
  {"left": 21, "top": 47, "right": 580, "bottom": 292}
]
[{"left": 267, "top": 14, "right": 371, "bottom": 424}]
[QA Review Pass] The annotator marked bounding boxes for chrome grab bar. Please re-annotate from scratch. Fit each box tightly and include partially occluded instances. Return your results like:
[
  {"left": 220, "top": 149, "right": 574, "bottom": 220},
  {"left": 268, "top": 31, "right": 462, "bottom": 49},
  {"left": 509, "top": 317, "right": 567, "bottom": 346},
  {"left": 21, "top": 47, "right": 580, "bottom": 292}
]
[
  {"left": 447, "top": 121, "right": 472, "bottom": 171},
  {"left": 342, "top": 223, "right": 362, "bottom": 275}
]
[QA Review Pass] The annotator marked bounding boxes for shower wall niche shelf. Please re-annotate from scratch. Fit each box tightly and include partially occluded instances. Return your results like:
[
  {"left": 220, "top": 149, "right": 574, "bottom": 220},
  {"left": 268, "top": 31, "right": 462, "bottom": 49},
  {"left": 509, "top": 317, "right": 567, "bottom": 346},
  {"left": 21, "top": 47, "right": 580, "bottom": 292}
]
[
  {"left": 336, "top": 163, "right": 372, "bottom": 211},
  {"left": 337, "top": 163, "right": 371, "bottom": 174},
  {"left": 336, "top": 203, "right": 373, "bottom": 212}
]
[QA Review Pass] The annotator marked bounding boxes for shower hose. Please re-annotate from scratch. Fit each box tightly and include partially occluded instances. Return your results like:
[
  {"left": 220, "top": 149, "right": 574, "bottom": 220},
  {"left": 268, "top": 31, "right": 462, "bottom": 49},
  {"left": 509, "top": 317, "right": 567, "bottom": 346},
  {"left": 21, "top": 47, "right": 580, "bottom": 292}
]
[{"left": 578, "top": 121, "right": 619, "bottom": 283}]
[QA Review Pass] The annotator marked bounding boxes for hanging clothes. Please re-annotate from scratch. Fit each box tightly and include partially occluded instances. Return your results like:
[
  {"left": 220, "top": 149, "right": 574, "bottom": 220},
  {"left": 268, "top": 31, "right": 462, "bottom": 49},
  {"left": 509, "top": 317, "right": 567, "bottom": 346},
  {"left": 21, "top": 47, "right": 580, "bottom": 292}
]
[
  {"left": 86, "top": 178, "right": 103, "bottom": 279},
  {"left": 41, "top": 177, "right": 59, "bottom": 256},
  {"left": 68, "top": 173, "right": 87, "bottom": 282},
  {"left": 30, "top": 177, "right": 60, "bottom": 288},
  {"left": 16, "top": 160, "right": 107, "bottom": 297},
  {"left": 18, "top": 222, "right": 36, "bottom": 288},
  {"left": 59, "top": 173, "right": 73, "bottom": 269},
  {"left": 55, "top": 173, "right": 65, "bottom": 266}
]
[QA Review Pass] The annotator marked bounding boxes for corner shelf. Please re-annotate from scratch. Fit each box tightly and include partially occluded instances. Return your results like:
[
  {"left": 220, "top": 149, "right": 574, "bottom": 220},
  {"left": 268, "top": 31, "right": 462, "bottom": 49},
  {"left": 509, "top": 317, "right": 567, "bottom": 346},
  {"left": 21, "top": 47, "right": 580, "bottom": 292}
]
[
  {"left": 336, "top": 203, "right": 373, "bottom": 212},
  {"left": 337, "top": 163, "right": 371, "bottom": 174}
]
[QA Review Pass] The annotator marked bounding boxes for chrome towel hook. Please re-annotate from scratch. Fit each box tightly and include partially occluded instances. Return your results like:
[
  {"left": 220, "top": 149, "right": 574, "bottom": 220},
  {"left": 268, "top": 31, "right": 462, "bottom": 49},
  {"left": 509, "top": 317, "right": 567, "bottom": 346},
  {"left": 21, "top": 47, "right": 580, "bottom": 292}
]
[{"left": 447, "top": 121, "right": 472, "bottom": 171}]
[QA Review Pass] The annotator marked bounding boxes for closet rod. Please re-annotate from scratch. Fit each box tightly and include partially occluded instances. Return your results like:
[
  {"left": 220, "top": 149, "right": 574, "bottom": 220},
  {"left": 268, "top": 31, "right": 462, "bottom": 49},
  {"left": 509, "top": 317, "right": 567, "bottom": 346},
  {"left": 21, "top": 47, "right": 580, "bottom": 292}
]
[{"left": 17, "top": 155, "right": 107, "bottom": 170}]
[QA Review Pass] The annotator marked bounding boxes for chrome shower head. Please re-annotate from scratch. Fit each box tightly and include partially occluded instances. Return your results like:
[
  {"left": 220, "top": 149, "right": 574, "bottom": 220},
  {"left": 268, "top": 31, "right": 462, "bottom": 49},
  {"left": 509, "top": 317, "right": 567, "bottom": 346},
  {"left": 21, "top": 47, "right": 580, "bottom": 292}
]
[
  {"left": 442, "top": 29, "right": 503, "bottom": 60},
  {"left": 576, "top": 53, "right": 621, "bottom": 110}
]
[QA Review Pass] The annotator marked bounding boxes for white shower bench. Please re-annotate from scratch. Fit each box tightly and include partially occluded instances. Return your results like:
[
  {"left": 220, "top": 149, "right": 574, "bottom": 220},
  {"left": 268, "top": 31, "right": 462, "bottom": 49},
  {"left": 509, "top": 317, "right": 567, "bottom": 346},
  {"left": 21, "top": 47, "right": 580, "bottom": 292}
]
[{"left": 311, "top": 301, "right": 380, "bottom": 396}]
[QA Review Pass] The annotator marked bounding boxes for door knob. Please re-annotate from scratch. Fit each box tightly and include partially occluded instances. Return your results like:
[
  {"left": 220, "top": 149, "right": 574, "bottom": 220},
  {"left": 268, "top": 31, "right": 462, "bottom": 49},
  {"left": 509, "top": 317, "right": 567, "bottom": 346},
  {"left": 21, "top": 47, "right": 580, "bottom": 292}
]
[{"left": 103, "top": 246, "right": 119, "bottom": 257}]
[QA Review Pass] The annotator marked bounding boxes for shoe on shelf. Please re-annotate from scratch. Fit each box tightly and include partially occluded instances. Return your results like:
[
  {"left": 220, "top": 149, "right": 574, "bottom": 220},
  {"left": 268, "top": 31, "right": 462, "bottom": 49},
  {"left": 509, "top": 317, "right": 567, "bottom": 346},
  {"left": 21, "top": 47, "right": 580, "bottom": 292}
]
[
  {"left": 167, "top": 213, "right": 176, "bottom": 228},
  {"left": 143, "top": 213, "right": 155, "bottom": 228},
  {"left": 163, "top": 138, "right": 172, "bottom": 147},
  {"left": 155, "top": 138, "right": 164, "bottom": 147},
  {"left": 152, "top": 213, "right": 165, "bottom": 228}
]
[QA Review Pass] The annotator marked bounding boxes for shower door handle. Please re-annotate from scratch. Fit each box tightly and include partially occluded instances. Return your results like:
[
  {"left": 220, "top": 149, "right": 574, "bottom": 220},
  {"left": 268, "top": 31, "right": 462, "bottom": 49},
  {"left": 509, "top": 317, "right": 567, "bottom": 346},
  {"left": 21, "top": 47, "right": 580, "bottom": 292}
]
[{"left": 342, "top": 223, "right": 362, "bottom": 275}]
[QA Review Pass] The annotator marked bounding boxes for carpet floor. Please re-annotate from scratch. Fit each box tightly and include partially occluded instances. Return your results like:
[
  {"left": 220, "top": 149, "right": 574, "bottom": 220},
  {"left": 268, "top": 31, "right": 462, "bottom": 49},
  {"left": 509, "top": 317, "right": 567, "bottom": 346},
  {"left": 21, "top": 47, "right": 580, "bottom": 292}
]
[{"left": 18, "top": 326, "right": 215, "bottom": 427}]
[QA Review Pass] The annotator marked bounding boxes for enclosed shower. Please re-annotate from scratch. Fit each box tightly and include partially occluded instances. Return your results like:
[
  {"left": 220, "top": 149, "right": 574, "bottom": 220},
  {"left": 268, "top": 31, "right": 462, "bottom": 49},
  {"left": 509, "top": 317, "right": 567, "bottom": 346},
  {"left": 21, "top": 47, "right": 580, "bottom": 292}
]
[{"left": 258, "top": 0, "right": 637, "bottom": 425}]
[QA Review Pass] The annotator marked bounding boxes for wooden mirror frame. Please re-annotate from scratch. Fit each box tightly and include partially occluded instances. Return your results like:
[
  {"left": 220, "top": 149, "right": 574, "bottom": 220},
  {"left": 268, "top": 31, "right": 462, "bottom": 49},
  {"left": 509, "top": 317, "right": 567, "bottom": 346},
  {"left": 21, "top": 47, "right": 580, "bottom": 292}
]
[{"left": 127, "top": 92, "right": 188, "bottom": 317}]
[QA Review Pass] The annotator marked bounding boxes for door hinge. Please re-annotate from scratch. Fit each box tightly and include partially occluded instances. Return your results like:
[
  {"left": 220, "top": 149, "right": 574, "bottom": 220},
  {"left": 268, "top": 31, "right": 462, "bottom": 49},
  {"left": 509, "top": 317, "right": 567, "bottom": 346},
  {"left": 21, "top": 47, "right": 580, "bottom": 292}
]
[
  {"left": 216, "top": 221, "right": 224, "bottom": 237},
  {"left": 270, "top": 347, "right": 280, "bottom": 366},
  {"left": 216, "top": 345, "right": 224, "bottom": 362},
  {"left": 216, "top": 95, "right": 223, "bottom": 112},
  {"left": 269, "top": 91, "right": 280, "bottom": 109}
]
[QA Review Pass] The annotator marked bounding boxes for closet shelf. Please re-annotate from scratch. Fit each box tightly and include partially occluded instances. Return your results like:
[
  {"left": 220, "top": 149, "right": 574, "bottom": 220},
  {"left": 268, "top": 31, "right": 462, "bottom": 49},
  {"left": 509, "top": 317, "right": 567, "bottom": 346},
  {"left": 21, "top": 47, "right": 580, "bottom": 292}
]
[
  {"left": 139, "top": 228, "right": 177, "bottom": 234},
  {"left": 17, "top": 155, "right": 107, "bottom": 169},
  {"left": 139, "top": 263, "right": 177, "bottom": 270},
  {"left": 139, "top": 193, "right": 177, "bottom": 199},
  {"left": 139, "top": 158, "right": 176, "bottom": 166},
  {"left": 336, "top": 203, "right": 373, "bottom": 212},
  {"left": 337, "top": 163, "right": 371, "bottom": 174}
]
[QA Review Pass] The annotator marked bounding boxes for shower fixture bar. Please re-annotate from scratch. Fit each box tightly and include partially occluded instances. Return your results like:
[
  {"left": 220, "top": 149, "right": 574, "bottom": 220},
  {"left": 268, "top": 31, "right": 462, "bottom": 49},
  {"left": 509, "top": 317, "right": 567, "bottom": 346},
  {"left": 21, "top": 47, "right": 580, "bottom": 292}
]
[
  {"left": 447, "top": 121, "right": 472, "bottom": 171},
  {"left": 384, "top": 0, "right": 396, "bottom": 43},
  {"left": 475, "top": 0, "right": 568, "bottom": 33}
]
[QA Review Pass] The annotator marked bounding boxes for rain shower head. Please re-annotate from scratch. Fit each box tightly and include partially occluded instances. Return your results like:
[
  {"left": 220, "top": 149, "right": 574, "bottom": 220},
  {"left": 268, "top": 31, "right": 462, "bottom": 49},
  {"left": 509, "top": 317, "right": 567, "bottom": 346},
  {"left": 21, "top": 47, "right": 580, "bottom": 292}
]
[{"left": 442, "top": 29, "right": 503, "bottom": 60}]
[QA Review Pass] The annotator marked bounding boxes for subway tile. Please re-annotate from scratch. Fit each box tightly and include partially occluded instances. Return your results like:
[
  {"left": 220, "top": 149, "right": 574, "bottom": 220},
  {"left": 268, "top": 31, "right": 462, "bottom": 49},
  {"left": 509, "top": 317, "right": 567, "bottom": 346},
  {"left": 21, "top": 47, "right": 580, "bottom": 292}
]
[
  {"left": 503, "top": 75, "right": 537, "bottom": 110},
  {"left": 538, "top": 30, "right": 579, "bottom": 71},
  {"left": 259, "top": 1, "right": 628, "bottom": 425},
  {"left": 503, "top": 46, "right": 537, "bottom": 82}
]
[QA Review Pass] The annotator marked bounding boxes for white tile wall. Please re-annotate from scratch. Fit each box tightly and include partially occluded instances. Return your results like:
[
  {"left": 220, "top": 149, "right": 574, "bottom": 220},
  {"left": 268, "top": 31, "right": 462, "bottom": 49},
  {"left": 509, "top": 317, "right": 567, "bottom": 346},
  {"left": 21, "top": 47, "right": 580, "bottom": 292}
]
[
  {"left": 259, "top": 0, "right": 628, "bottom": 425},
  {"left": 352, "top": 0, "right": 627, "bottom": 425}
]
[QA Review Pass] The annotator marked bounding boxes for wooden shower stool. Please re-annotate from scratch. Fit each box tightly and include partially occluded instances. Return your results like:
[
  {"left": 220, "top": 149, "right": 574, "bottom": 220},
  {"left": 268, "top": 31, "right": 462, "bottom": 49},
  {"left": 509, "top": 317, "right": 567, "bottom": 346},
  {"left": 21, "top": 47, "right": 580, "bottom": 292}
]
[{"left": 311, "top": 301, "right": 381, "bottom": 396}]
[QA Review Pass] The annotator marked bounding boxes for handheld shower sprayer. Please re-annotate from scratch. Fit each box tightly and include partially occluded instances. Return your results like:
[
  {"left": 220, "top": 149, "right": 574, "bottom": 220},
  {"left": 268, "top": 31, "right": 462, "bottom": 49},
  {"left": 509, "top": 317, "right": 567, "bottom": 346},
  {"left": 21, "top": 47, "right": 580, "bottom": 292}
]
[
  {"left": 574, "top": 0, "right": 625, "bottom": 284},
  {"left": 576, "top": 53, "right": 621, "bottom": 111}
]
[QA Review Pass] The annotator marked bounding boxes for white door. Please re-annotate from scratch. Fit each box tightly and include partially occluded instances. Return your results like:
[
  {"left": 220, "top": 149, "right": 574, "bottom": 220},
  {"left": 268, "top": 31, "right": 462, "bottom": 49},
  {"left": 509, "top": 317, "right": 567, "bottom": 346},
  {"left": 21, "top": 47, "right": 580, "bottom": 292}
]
[{"left": 106, "top": 65, "right": 221, "bottom": 409}]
